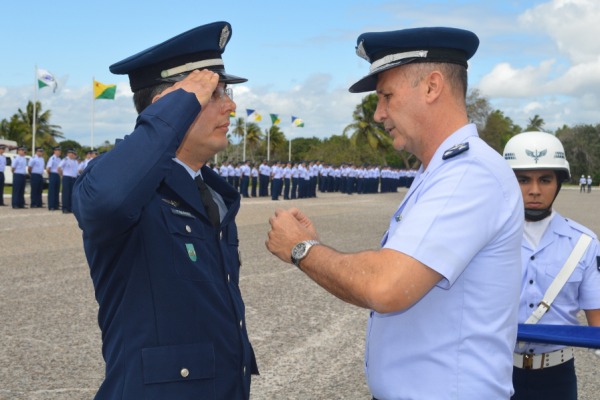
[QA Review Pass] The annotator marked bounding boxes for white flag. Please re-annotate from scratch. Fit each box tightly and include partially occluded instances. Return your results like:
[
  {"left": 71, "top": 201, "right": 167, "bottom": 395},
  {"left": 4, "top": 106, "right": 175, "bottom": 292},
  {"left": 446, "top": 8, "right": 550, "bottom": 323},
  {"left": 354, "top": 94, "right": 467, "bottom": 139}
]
[{"left": 37, "top": 68, "right": 57, "bottom": 93}]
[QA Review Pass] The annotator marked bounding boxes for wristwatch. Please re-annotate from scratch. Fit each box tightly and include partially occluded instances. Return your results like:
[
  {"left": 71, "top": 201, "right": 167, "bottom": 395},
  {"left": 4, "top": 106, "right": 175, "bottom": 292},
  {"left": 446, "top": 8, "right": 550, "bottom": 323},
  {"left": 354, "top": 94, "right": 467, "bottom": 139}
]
[{"left": 291, "top": 240, "right": 320, "bottom": 269}]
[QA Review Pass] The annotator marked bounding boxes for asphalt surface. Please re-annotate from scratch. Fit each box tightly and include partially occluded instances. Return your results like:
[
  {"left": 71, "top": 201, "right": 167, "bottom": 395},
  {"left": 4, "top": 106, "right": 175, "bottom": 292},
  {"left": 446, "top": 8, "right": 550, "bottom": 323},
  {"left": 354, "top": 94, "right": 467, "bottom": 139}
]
[{"left": 0, "top": 187, "right": 599, "bottom": 399}]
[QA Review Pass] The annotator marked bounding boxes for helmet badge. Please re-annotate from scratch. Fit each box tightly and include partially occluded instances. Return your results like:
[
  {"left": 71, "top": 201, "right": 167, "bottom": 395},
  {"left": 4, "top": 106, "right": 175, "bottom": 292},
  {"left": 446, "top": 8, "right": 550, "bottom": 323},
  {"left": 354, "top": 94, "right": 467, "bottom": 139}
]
[{"left": 525, "top": 149, "right": 547, "bottom": 163}]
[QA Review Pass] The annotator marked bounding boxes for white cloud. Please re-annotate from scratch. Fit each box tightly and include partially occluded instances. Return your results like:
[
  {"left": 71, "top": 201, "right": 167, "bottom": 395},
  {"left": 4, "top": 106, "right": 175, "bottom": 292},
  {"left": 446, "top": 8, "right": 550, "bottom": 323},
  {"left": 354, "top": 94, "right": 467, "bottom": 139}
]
[{"left": 476, "top": 0, "right": 600, "bottom": 131}]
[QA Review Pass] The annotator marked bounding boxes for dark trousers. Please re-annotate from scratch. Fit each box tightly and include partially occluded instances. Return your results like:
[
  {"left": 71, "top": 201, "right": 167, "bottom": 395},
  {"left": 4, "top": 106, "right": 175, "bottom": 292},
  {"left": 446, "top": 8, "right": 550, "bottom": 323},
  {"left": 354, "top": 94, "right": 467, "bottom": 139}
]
[
  {"left": 12, "top": 173, "right": 26, "bottom": 208},
  {"left": 512, "top": 358, "right": 577, "bottom": 400},
  {"left": 259, "top": 175, "right": 269, "bottom": 197},
  {"left": 283, "top": 178, "right": 290, "bottom": 199},
  {"left": 30, "top": 173, "right": 43, "bottom": 207},
  {"left": 271, "top": 178, "right": 282, "bottom": 200},
  {"left": 291, "top": 177, "right": 298, "bottom": 199},
  {"left": 48, "top": 172, "right": 61, "bottom": 210},
  {"left": 0, "top": 171, "right": 4, "bottom": 205},
  {"left": 240, "top": 176, "right": 249, "bottom": 198},
  {"left": 61, "top": 176, "right": 76, "bottom": 212},
  {"left": 251, "top": 177, "right": 257, "bottom": 197},
  {"left": 309, "top": 176, "right": 317, "bottom": 197}
]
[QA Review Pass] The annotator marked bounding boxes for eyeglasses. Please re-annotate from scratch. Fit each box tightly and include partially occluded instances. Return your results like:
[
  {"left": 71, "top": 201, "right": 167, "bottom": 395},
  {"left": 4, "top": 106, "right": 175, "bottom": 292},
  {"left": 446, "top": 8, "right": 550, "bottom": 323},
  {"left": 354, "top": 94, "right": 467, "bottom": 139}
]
[{"left": 211, "top": 86, "right": 233, "bottom": 102}]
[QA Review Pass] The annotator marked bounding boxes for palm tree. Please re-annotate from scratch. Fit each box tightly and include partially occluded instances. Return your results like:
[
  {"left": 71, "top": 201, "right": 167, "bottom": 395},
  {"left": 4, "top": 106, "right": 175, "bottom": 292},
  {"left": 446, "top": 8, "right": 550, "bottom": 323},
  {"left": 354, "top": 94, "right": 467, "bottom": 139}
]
[
  {"left": 1, "top": 101, "right": 63, "bottom": 149},
  {"left": 244, "top": 122, "right": 263, "bottom": 160},
  {"left": 342, "top": 93, "right": 391, "bottom": 164},
  {"left": 525, "top": 114, "right": 545, "bottom": 132},
  {"left": 229, "top": 116, "right": 246, "bottom": 144}
]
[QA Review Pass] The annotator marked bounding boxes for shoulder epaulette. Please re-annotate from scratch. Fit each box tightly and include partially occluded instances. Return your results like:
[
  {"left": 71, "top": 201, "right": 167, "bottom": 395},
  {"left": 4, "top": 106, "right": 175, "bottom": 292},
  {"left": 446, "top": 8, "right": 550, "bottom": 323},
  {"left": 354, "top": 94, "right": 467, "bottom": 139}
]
[{"left": 442, "top": 142, "right": 469, "bottom": 160}]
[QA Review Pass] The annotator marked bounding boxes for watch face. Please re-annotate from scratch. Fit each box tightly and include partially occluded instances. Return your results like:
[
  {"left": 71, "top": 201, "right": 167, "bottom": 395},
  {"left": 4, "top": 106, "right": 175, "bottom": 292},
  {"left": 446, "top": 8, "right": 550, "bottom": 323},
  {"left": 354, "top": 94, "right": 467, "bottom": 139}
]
[{"left": 292, "top": 242, "right": 307, "bottom": 260}]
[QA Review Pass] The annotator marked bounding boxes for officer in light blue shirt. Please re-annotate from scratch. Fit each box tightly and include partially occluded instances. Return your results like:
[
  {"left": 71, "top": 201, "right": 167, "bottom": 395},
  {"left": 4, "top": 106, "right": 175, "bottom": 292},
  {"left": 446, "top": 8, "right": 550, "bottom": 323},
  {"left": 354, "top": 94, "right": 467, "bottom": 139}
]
[
  {"left": 503, "top": 131, "right": 600, "bottom": 400},
  {"left": 58, "top": 149, "right": 79, "bottom": 213},
  {"left": 11, "top": 146, "right": 28, "bottom": 209},
  {"left": 46, "top": 146, "right": 62, "bottom": 210},
  {"left": 266, "top": 27, "right": 523, "bottom": 400},
  {"left": 28, "top": 147, "right": 46, "bottom": 207}
]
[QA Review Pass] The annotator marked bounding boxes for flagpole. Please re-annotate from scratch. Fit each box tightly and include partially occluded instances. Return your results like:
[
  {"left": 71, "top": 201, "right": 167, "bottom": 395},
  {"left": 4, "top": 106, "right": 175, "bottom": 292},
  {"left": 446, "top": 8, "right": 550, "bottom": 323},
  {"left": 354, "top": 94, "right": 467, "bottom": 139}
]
[
  {"left": 32, "top": 65, "right": 37, "bottom": 154},
  {"left": 243, "top": 118, "right": 247, "bottom": 162},
  {"left": 91, "top": 77, "right": 95, "bottom": 148},
  {"left": 266, "top": 128, "right": 270, "bottom": 162}
]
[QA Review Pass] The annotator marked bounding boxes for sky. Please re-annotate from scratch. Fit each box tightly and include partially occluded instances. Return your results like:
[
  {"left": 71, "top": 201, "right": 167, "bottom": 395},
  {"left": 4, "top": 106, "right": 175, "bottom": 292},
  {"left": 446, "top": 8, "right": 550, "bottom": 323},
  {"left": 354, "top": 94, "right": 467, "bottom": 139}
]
[{"left": 1, "top": 0, "right": 599, "bottom": 148}]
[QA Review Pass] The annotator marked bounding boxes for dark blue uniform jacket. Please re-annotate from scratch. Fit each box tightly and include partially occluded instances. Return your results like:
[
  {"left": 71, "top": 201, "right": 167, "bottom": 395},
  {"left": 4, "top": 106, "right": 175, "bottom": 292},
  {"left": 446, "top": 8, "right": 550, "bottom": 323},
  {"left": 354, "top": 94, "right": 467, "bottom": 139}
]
[{"left": 73, "top": 89, "right": 258, "bottom": 399}]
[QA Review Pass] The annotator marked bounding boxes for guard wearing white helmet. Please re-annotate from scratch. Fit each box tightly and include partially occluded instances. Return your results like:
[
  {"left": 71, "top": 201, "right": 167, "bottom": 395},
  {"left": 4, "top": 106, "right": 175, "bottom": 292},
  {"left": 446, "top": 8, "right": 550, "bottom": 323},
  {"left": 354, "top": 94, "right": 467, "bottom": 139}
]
[
  {"left": 503, "top": 131, "right": 600, "bottom": 400},
  {"left": 579, "top": 174, "right": 586, "bottom": 193}
]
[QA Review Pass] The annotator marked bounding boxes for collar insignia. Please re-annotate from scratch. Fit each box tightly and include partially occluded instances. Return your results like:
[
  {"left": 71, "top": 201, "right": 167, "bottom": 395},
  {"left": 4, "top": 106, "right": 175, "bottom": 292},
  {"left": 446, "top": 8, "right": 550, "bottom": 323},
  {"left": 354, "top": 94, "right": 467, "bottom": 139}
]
[
  {"left": 171, "top": 208, "right": 195, "bottom": 219},
  {"left": 161, "top": 198, "right": 180, "bottom": 207}
]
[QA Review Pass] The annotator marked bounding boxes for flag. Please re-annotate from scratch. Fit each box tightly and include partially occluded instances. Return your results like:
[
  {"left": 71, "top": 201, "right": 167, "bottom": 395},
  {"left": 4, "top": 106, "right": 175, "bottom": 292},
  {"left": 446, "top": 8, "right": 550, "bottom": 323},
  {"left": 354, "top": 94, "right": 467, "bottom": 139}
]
[
  {"left": 292, "top": 116, "right": 304, "bottom": 127},
  {"left": 246, "top": 109, "right": 262, "bottom": 122},
  {"left": 230, "top": 111, "right": 236, "bottom": 118},
  {"left": 94, "top": 80, "right": 117, "bottom": 100},
  {"left": 37, "top": 68, "right": 57, "bottom": 93},
  {"left": 270, "top": 114, "right": 280, "bottom": 125}
]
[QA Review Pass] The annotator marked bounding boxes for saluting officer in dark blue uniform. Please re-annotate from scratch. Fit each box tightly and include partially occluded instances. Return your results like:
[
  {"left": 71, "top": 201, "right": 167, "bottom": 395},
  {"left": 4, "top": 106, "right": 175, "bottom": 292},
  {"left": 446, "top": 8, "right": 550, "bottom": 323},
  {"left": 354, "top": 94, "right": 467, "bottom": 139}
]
[{"left": 72, "top": 22, "right": 258, "bottom": 400}]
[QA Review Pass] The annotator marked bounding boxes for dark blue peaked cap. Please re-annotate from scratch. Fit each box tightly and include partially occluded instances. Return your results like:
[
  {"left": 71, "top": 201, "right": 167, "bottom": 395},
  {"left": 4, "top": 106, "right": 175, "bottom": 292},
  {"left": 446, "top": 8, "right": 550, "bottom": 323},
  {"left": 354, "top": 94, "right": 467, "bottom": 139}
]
[
  {"left": 110, "top": 21, "right": 247, "bottom": 92},
  {"left": 349, "top": 27, "right": 479, "bottom": 93}
]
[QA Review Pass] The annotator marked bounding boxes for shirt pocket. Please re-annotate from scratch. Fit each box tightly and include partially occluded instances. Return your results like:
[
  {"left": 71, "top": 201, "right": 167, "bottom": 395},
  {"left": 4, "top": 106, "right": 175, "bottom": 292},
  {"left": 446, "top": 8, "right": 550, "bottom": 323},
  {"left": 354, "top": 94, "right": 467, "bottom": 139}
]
[
  {"left": 142, "top": 342, "right": 215, "bottom": 399},
  {"left": 163, "top": 207, "right": 219, "bottom": 282},
  {"left": 543, "top": 260, "right": 583, "bottom": 306}
]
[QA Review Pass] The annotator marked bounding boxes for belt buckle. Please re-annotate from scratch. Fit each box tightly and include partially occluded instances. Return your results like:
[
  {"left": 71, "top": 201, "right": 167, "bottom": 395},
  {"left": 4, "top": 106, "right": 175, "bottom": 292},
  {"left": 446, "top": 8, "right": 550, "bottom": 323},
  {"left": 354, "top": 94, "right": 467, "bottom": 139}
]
[{"left": 523, "top": 354, "right": 534, "bottom": 369}]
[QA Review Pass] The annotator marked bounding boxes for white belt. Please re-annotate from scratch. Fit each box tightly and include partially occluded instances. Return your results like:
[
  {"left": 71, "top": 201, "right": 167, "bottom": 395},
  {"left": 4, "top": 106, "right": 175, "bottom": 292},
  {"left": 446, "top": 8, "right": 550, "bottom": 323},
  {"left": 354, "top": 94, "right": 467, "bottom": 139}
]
[{"left": 513, "top": 347, "right": 574, "bottom": 369}]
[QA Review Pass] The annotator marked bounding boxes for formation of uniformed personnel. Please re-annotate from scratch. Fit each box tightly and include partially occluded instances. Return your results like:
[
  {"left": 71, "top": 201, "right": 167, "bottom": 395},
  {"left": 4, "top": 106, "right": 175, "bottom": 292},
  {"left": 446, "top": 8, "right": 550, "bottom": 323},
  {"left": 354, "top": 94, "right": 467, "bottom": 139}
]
[
  {"left": 503, "top": 131, "right": 600, "bottom": 400},
  {"left": 266, "top": 27, "right": 523, "bottom": 399},
  {"left": 72, "top": 21, "right": 257, "bottom": 399},
  {"left": 28, "top": 147, "right": 46, "bottom": 208},
  {"left": 11, "top": 145, "right": 27, "bottom": 209}
]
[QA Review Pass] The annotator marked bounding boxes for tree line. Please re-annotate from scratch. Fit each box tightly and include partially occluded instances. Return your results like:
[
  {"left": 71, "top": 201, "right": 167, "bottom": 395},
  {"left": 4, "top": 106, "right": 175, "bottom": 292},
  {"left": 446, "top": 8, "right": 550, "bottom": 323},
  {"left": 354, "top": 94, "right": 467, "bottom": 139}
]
[{"left": 1, "top": 91, "right": 599, "bottom": 183}]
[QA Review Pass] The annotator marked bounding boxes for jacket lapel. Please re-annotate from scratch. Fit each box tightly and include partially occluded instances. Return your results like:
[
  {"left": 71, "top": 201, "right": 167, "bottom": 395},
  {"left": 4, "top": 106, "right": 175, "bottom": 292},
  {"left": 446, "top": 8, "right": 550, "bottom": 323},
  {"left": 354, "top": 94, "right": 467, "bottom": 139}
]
[{"left": 163, "top": 162, "right": 205, "bottom": 217}]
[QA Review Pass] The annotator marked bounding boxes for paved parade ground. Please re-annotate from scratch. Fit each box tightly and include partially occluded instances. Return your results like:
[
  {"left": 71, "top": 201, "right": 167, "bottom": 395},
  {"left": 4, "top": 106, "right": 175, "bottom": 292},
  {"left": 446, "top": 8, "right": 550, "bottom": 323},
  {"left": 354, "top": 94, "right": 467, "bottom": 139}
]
[{"left": 1, "top": 187, "right": 599, "bottom": 399}]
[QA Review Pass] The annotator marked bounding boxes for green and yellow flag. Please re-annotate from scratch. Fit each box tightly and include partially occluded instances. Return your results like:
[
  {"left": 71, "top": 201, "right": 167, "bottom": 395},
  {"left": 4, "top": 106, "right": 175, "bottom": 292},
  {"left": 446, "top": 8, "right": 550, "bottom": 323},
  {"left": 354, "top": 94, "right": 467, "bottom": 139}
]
[
  {"left": 270, "top": 114, "right": 280, "bottom": 125},
  {"left": 94, "top": 80, "right": 117, "bottom": 100}
]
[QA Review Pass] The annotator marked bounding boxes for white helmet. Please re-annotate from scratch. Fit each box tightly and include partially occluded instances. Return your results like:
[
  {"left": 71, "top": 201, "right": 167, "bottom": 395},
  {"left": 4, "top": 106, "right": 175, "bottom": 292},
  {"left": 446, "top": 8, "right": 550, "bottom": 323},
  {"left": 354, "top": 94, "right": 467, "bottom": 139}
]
[{"left": 503, "top": 131, "right": 570, "bottom": 181}]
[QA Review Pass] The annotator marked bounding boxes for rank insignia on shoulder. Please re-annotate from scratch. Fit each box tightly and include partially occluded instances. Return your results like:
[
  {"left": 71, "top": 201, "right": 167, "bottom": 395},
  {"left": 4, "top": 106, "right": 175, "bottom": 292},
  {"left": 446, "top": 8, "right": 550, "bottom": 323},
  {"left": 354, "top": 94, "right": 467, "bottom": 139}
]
[
  {"left": 442, "top": 142, "right": 469, "bottom": 160},
  {"left": 161, "top": 198, "right": 180, "bottom": 207}
]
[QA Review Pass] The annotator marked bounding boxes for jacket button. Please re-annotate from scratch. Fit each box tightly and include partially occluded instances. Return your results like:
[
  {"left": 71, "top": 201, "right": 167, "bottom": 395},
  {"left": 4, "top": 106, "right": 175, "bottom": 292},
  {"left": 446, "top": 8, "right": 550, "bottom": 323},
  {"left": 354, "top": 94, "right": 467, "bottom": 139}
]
[
  {"left": 219, "top": 231, "right": 223, "bottom": 240},
  {"left": 185, "top": 225, "right": 191, "bottom": 233},
  {"left": 180, "top": 368, "right": 189, "bottom": 378}
]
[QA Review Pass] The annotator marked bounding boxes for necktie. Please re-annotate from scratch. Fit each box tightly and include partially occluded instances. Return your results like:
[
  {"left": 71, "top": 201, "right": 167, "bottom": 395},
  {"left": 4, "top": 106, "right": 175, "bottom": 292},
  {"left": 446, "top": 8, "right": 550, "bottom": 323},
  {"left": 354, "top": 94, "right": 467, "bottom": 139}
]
[{"left": 195, "top": 176, "right": 220, "bottom": 227}]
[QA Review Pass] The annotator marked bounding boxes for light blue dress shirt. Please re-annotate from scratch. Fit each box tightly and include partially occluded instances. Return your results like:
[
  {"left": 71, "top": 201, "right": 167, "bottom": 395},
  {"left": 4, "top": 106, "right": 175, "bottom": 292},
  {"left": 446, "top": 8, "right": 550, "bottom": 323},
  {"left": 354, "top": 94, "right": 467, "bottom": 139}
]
[
  {"left": 368, "top": 124, "right": 524, "bottom": 400},
  {"left": 517, "top": 212, "right": 600, "bottom": 354}
]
